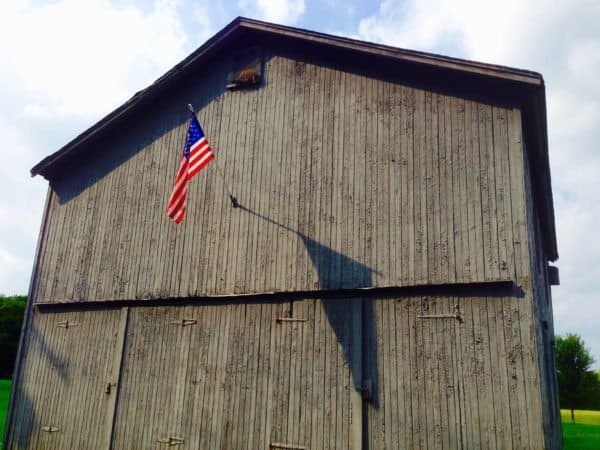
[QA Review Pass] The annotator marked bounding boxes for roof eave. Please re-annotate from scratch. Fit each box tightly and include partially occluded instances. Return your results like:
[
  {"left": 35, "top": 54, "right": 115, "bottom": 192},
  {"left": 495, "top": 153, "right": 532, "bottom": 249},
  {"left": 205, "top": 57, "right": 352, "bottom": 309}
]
[{"left": 31, "top": 16, "right": 544, "bottom": 178}]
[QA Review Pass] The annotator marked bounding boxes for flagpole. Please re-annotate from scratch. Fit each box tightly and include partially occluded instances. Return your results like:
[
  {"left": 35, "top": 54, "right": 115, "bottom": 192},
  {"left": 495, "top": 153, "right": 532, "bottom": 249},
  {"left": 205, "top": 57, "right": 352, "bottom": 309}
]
[{"left": 188, "top": 104, "right": 238, "bottom": 208}]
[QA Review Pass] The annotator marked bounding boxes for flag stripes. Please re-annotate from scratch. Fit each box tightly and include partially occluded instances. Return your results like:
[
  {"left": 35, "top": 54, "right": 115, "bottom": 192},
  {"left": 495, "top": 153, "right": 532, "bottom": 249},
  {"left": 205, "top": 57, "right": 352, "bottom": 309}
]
[{"left": 167, "top": 113, "right": 214, "bottom": 223}]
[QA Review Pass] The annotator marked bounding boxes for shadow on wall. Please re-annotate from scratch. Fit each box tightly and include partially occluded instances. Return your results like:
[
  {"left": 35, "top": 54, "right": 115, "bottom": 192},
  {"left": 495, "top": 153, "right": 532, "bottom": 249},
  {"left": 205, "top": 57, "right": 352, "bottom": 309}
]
[
  {"left": 6, "top": 314, "right": 70, "bottom": 449},
  {"left": 238, "top": 202, "right": 381, "bottom": 409}
]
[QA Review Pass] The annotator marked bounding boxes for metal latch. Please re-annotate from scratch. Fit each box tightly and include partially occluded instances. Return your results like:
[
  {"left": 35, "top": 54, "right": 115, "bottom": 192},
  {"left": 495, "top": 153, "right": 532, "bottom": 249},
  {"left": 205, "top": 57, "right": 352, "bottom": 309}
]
[
  {"left": 169, "top": 318, "right": 197, "bottom": 327},
  {"left": 158, "top": 436, "right": 184, "bottom": 446},
  {"left": 105, "top": 382, "right": 116, "bottom": 394},
  {"left": 276, "top": 317, "right": 308, "bottom": 323},
  {"left": 270, "top": 443, "right": 307, "bottom": 449},
  {"left": 418, "top": 304, "right": 463, "bottom": 322},
  {"left": 56, "top": 320, "right": 78, "bottom": 329}
]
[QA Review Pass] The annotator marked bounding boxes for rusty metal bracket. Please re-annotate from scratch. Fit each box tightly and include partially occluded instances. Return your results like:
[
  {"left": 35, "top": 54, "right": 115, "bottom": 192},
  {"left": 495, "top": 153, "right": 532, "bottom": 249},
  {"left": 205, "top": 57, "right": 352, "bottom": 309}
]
[
  {"left": 158, "top": 436, "right": 184, "bottom": 446},
  {"left": 56, "top": 320, "right": 78, "bottom": 329},
  {"left": 358, "top": 379, "right": 373, "bottom": 401},
  {"left": 105, "top": 382, "right": 116, "bottom": 394},
  {"left": 276, "top": 317, "right": 308, "bottom": 323},
  {"left": 41, "top": 426, "right": 60, "bottom": 433},
  {"left": 418, "top": 313, "right": 462, "bottom": 320},
  {"left": 270, "top": 443, "right": 307, "bottom": 450},
  {"left": 169, "top": 318, "right": 197, "bottom": 327},
  {"left": 418, "top": 304, "right": 463, "bottom": 322}
]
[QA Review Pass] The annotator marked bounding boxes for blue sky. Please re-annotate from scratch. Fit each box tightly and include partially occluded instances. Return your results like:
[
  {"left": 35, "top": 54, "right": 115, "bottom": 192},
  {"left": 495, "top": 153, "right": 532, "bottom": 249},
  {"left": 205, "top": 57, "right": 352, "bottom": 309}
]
[{"left": 0, "top": 0, "right": 599, "bottom": 368}]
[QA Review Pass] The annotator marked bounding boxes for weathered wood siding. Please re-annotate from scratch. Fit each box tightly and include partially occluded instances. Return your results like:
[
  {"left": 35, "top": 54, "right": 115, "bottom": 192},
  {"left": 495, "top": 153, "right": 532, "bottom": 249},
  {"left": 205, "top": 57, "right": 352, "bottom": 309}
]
[
  {"left": 8, "top": 292, "right": 552, "bottom": 449},
  {"left": 111, "top": 300, "right": 359, "bottom": 450},
  {"left": 523, "top": 148, "right": 562, "bottom": 449},
  {"left": 33, "top": 52, "right": 529, "bottom": 303},
  {"left": 366, "top": 294, "right": 545, "bottom": 450},
  {"left": 5, "top": 308, "right": 126, "bottom": 450},
  {"left": 8, "top": 300, "right": 360, "bottom": 449},
  {"left": 8, "top": 41, "right": 559, "bottom": 450}
]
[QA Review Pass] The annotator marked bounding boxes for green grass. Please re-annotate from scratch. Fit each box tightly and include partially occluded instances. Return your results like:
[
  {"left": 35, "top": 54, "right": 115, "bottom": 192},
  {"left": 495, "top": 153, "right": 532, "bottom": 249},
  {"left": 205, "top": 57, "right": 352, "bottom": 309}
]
[
  {"left": 0, "top": 379, "right": 11, "bottom": 449},
  {"left": 562, "top": 409, "right": 600, "bottom": 449},
  {"left": 561, "top": 409, "right": 600, "bottom": 425},
  {"left": 1, "top": 389, "right": 599, "bottom": 448}
]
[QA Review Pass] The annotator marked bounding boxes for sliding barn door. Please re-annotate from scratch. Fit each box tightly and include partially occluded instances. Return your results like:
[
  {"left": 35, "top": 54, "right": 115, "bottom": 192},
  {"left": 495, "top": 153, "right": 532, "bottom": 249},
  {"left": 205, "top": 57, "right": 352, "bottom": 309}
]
[
  {"left": 366, "top": 295, "right": 535, "bottom": 449},
  {"left": 110, "top": 299, "right": 361, "bottom": 449},
  {"left": 5, "top": 308, "right": 127, "bottom": 450}
]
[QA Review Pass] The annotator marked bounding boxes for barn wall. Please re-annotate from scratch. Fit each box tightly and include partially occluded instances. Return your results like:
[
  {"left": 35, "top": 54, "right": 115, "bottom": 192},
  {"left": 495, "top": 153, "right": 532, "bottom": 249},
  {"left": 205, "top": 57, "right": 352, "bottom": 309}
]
[
  {"left": 7, "top": 300, "right": 362, "bottom": 450},
  {"left": 7, "top": 292, "right": 551, "bottom": 449},
  {"left": 523, "top": 148, "right": 562, "bottom": 449},
  {"left": 8, "top": 41, "right": 559, "bottom": 450},
  {"left": 33, "top": 51, "right": 530, "bottom": 303},
  {"left": 110, "top": 300, "right": 360, "bottom": 450},
  {"left": 4, "top": 308, "right": 126, "bottom": 450},
  {"left": 366, "top": 294, "right": 546, "bottom": 450}
]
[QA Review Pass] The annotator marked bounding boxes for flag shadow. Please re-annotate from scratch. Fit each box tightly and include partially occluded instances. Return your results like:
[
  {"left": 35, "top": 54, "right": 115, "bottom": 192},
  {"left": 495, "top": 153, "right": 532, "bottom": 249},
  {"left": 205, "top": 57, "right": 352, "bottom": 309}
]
[{"left": 238, "top": 202, "right": 381, "bottom": 409}]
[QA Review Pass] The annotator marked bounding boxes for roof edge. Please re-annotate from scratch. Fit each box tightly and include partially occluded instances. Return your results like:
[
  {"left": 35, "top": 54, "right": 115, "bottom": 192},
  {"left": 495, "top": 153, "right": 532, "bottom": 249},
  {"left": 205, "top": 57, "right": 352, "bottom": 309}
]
[{"left": 32, "top": 16, "right": 544, "bottom": 178}]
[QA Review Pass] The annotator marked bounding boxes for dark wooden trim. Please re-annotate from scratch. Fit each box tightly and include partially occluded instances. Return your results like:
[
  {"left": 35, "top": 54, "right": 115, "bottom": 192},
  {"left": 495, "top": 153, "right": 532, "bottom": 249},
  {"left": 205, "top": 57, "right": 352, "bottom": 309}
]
[
  {"left": 3, "top": 187, "right": 53, "bottom": 448},
  {"left": 34, "top": 280, "right": 518, "bottom": 311}
]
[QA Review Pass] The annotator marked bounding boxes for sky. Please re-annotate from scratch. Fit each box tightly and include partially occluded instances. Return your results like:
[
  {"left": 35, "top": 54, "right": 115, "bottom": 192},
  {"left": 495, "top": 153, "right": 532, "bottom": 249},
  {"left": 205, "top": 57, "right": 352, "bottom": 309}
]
[{"left": 0, "top": 0, "right": 598, "bottom": 367}]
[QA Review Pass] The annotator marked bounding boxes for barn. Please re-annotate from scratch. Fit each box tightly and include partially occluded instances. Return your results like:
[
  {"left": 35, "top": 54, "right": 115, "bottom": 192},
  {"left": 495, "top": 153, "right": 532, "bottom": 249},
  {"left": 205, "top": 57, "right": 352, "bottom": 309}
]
[{"left": 5, "top": 17, "right": 560, "bottom": 449}]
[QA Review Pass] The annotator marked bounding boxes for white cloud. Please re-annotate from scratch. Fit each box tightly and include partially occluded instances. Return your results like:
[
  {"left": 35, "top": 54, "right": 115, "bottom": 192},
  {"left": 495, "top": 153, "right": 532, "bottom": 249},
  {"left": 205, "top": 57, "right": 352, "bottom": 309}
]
[
  {"left": 357, "top": 0, "right": 600, "bottom": 367},
  {"left": 0, "top": 0, "right": 190, "bottom": 116},
  {"left": 237, "top": 0, "right": 305, "bottom": 25},
  {"left": 0, "top": 248, "right": 30, "bottom": 297},
  {"left": 0, "top": 0, "right": 196, "bottom": 295}
]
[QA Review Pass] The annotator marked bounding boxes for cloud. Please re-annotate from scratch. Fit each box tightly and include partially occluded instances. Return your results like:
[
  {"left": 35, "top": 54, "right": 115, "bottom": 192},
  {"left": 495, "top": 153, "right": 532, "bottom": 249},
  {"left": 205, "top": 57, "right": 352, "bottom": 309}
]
[
  {"left": 237, "top": 0, "right": 305, "bottom": 25},
  {"left": 0, "top": 248, "right": 30, "bottom": 297},
  {"left": 0, "top": 0, "right": 190, "bottom": 116},
  {"left": 357, "top": 0, "right": 600, "bottom": 367},
  {"left": 0, "top": 0, "right": 197, "bottom": 296}
]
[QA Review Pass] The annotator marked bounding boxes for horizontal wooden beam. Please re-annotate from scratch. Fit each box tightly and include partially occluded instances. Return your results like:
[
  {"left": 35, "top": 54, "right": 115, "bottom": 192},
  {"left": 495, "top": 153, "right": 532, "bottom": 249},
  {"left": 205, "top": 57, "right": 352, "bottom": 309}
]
[{"left": 35, "top": 280, "right": 519, "bottom": 312}]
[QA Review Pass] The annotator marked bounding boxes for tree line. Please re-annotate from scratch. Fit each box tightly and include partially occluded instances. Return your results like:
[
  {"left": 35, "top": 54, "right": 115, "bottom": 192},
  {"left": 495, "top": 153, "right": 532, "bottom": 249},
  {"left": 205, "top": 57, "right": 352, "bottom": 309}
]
[
  {"left": 0, "top": 295, "right": 26, "bottom": 378},
  {"left": 555, "top": 333, "right": 600, "bottom": 420}
]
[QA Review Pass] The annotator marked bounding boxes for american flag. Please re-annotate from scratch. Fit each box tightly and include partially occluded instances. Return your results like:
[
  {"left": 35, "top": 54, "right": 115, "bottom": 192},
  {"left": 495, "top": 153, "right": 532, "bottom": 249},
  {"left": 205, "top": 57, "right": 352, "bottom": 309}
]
[{"left": 167, "top": 114, "right": 214, "bottom": 223}]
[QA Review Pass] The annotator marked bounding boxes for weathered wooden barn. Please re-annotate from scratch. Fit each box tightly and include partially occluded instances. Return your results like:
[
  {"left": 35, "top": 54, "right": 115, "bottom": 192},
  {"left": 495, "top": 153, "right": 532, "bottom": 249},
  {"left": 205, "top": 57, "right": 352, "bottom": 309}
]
[{"left": 5, "top": 17, "right": 561, "bottom": 449}]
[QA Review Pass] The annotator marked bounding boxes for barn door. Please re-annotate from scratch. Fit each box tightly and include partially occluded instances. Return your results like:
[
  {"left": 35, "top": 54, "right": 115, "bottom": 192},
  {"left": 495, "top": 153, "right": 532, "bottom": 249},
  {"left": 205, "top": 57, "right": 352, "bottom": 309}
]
[
  {"left": 109, "top": 300, "right": 362, "bottom": 449},
  {"left": 262, "top": 298, "right": 363, "bottom": 450},
  {"left": 5, "top": 307, "right": 127, "bottom": 450}
]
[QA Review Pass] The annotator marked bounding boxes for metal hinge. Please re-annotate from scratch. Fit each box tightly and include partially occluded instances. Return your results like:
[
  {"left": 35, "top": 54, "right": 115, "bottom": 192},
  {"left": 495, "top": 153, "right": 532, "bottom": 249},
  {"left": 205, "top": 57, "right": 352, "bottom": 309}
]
[
  {"left": 56, "top": 320, "right": 78, "bottom": 329},
  {"left": 276, "top": 317, "right": 308, "bottom": 323},
  {"left": 41, "top": 426, "right": 60, "bottom": 433},
  {"left": 418, "top": 304, "right": 463, "bottom": 322},
  {"left": 270, "top": 443, "right": 307, "bottom": 450},
  {"left": 168, "top": 318, "right": 197, "bottom": 327},
  {"left": 158, "top": 436, "right": 184, "bottom": 446}
]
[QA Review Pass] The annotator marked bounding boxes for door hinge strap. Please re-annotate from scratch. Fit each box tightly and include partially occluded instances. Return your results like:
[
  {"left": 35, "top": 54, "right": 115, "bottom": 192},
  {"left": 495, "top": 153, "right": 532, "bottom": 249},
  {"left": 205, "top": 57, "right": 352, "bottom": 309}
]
[
  {"left": 169, "top": 318, "right": 197, "bottom": 326},
  {"left": 270, "top": 443, "right": 307, "bottom": 449},
  {"left": 158, "top": 436, "right": 184, "bottom": 446},
  {"left": 276, "top": 317, "right": 307, "bottom": 323},
  {"left": 418, "top": 314, "right": 463, "bottom": 321},
  {"left": 41, "top": 426, "right": 60, "bottom": 433},
  {"left": 56, "top": 320, "right": 78, "bottom": 329}
]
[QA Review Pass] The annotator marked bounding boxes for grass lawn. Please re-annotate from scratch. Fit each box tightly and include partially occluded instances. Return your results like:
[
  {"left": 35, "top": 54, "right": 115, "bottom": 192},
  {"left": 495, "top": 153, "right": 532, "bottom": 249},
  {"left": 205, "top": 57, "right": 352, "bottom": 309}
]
[
  {"left": 1, "top": 390, "right": 599, "bottom": 448},
  {"left": 0, "top": 379, "right": 11, "bottom": 449},
  {"left": 562, "top": 409, "right": 600, "bottom": 450}
]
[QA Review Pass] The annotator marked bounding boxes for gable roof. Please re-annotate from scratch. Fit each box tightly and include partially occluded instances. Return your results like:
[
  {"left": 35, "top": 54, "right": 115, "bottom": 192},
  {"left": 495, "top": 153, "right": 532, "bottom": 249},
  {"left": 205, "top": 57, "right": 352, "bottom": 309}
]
[{"left": 30, "top": 16, "right": 557, "bottom": 260}]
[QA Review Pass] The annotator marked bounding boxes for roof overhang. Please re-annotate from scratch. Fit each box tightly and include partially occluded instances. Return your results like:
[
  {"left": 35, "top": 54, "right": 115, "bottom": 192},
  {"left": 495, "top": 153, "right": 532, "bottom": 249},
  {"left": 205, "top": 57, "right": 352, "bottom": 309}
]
[{"left": 30, "top": 17, "right": 557, "bottom": 261}]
